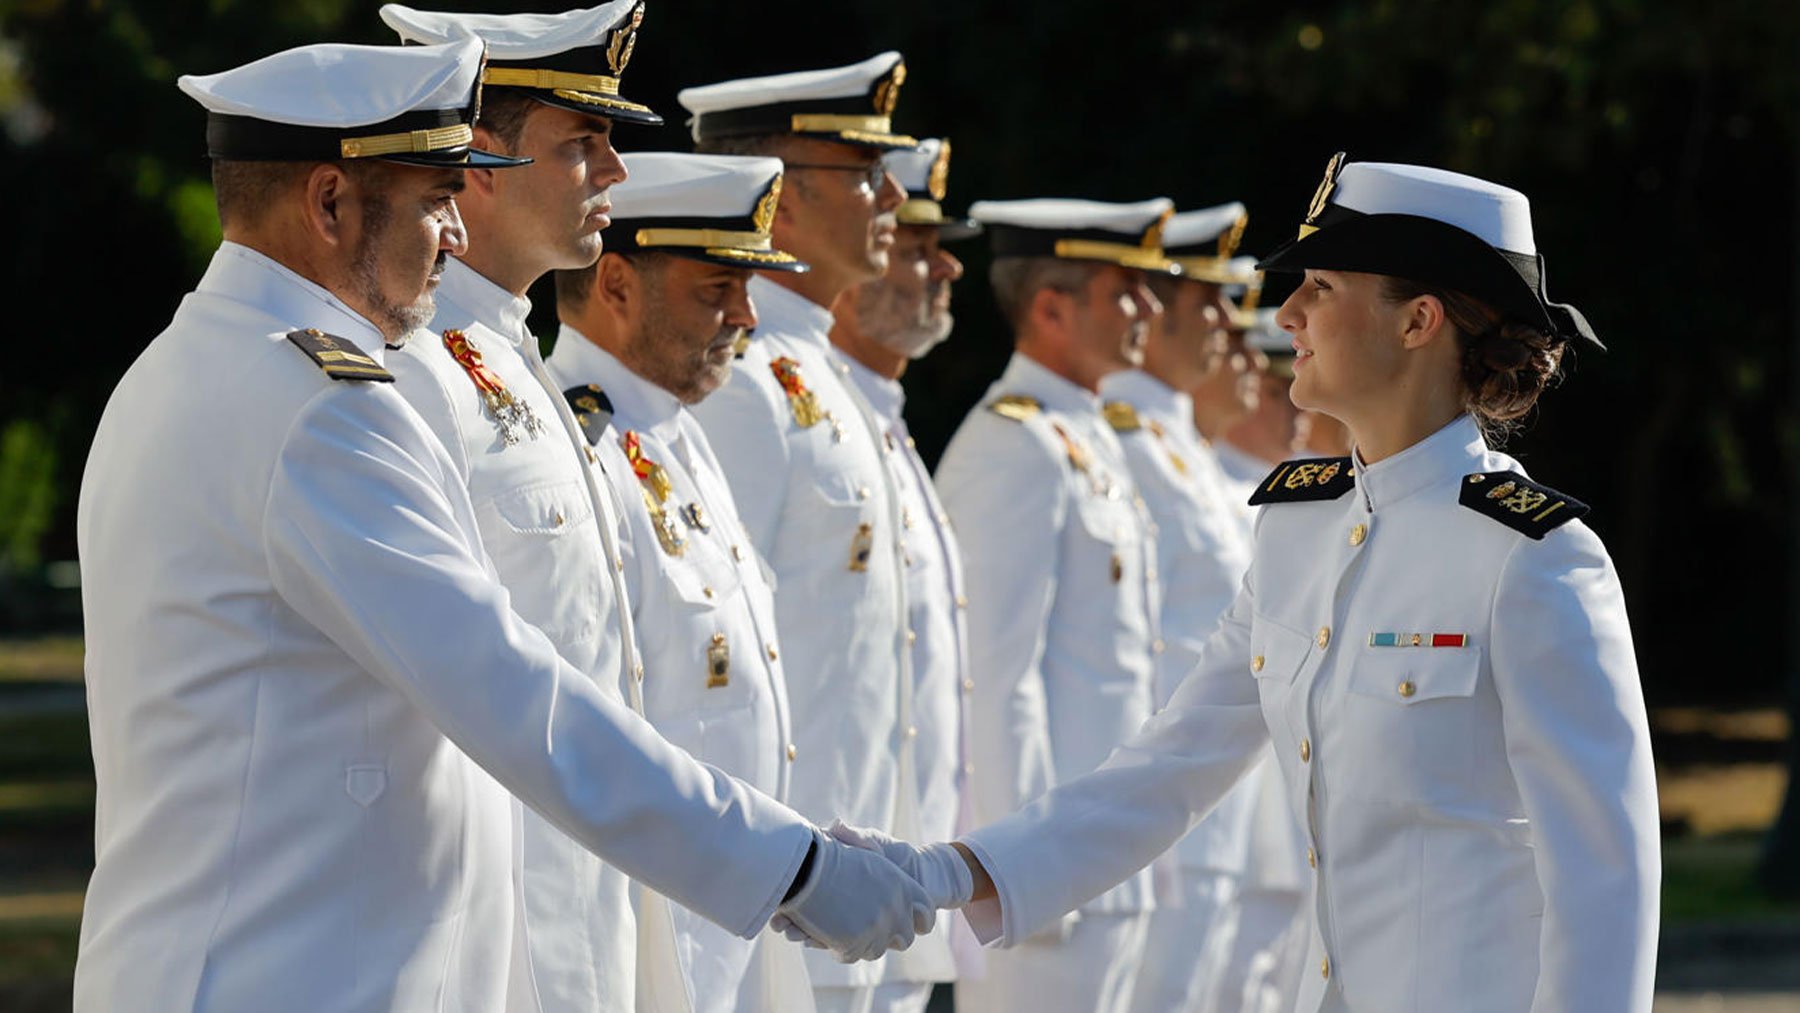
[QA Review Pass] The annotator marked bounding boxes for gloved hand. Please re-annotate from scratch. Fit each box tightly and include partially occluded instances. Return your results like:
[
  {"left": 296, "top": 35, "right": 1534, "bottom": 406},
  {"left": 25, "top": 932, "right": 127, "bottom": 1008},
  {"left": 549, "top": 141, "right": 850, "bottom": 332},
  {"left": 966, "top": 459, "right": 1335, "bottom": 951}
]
[
  {"left": 771, "top": 827, "right": 937, "bottom": 962},
  {"left": 828, "top": 820, "right": 974, "bottom": 910}
]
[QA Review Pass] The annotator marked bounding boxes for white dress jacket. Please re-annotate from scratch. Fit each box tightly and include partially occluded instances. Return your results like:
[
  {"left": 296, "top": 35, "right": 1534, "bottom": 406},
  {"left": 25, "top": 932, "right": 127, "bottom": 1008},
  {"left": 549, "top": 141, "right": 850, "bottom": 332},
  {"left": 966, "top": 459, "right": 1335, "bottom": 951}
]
[
  {"left": 961, "top": 415, "right": 1660, "bottom": 1013},
  {"left": 74, "top": 245, "right": 812, "bottom": 1013}
]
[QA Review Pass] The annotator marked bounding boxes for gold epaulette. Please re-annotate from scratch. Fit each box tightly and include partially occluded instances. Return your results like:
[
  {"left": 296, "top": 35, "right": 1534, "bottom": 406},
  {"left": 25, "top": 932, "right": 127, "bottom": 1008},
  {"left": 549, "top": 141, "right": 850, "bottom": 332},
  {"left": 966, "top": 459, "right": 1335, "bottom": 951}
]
[
  {"left": 988, "top": 395, "right": 1041, "bottom": 422},
  {"left": 1102, "top": 400, "right": 1141, "bottom": 432}
]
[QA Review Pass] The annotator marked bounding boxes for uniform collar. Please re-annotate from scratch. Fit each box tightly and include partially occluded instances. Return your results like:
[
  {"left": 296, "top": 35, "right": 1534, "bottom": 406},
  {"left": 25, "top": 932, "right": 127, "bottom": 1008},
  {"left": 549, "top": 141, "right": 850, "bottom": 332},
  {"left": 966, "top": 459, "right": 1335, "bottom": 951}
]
[
  {"left": 1098, "top": 368, "right": 1192, "bottom": 429},
  {"left": 999, "top": 351, "right": 1101, "bottom": 414},
  {"left": 548, "top": 324, "right": 684, "bottom": 442},
  {"left": 839, "top": 349, "right": 905, "bottom": 426},
  {"left": 201, "top": 242, "right": 388, "bottom": 358},
  {"left": 1354, "top": 413, "right": 1486, "bottom": 511},
  {"left": 747, "top": 275, "right": 834, "bottom": 348},
  {"left": 436, "top": 257, "right": 534, "bottom": 344}
]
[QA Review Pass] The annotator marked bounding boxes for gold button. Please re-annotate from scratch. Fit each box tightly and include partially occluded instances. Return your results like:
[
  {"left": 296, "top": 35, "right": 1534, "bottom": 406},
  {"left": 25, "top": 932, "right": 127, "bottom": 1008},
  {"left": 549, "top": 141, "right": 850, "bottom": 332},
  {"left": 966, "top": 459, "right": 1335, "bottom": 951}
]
[
  {"left": 702, "top": 586, "right": 715, "bottom": 599},
  {"left": 1321, "top": 957, "right": 1330, "bottom": 979},
  {"left": 632, "top": 663, "right": 644, "bottom": 683},
  {"left": 905, "top": 436, "right": 916, "bottom": 449},
  {"left": 1307, "top": 847, "right": 1317, "bottom": 869},
  {"left": 786, "top": 743, "right": 797, "bottom": 762},
  {"left": 767, "top": 645, "right": 779, "bottom": 661},
  {"left": 962, "top": 678, "right": 975, "bottom": 694},
  {"left": 1152, "top": 639, "right": 1165, "bottom": 655},
  {"left": 905, "top": 725, "right": 918, "bottom": 739},
  {"left": 1316, "top": 626, "right": 1331, "bottom": 649},
  {"left": 553, "top": 512, "right": 564, "bottom": 526},
  {"left": 1299, "top": 738, "right": 1312, "bottom": 763},
  {"left": 1146, "top": 567, "right": 1159, "bottom": 582},
  {"left": 1398, "top": 680, "right": 1417, "bottom": 698},
  {"left": 1251, "top": 655, "right": 1265, "bottom": 672},
  {"left": 962, "top": 762, "right": 975, "bottom": 776},
  {"left": 856, "top": 486, "right": 871, "bottom": 501},
  {"left": 615, "top": 557, "right": 625, "bottom": 572},
  {"left": 585, "top": 447, "right": 598, "bottom": 464},
  {"left": 1349, "top": 523, "right": 1366, "bottom": 546},
  {"left": 937, "top": 512, "right": 950, "bottom": 525},
  {"left": 956, "top": 595, "right": 968, "bottom": 609},
  {"left": 906, "top": 629, "right": 918, "bottom": 645},
  {"left": 731, "top": 544, "right": 745, "bottom": 561}
]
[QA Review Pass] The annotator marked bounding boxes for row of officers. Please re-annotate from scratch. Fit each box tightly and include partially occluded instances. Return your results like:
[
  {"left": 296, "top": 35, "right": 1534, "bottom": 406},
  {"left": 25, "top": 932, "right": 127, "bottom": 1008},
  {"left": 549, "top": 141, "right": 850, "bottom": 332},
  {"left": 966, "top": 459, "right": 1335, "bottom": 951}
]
[{"left": 73, "top": 3, "right": 1660, "bottom": 1012}]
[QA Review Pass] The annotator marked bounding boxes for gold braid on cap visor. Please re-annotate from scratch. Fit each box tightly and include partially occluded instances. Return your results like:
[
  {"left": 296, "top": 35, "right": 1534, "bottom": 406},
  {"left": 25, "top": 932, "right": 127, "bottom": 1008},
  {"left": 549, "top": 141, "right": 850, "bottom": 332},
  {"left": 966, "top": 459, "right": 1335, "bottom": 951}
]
[
  {"left": 482, "top": 67, "right": 655, "bottom": 114},
  {"left": 339, "top": 123, "right": 473, "bottom": 159},
  {"left": 1053, "top": 239, "right": 1175, "bottom": 271}
]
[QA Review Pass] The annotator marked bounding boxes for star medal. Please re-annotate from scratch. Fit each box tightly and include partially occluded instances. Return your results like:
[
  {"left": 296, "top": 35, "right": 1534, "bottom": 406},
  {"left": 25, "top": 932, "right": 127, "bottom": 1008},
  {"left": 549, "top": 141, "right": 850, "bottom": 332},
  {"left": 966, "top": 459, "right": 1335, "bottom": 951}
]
[
  {"left": 442, "top": 330, "right": 546, "bottom": 445},
  {"left": 770, "top": 356, "right": 826, "bottom": 429},
  {"left": 848, "top": 522, "right": 875, "bottom": 573},
  {"left": 680, "top": 501, "right": 711, "bottom": 532},
  {"left": 622, "top": 430, "right": 685, "bottom": 556}
]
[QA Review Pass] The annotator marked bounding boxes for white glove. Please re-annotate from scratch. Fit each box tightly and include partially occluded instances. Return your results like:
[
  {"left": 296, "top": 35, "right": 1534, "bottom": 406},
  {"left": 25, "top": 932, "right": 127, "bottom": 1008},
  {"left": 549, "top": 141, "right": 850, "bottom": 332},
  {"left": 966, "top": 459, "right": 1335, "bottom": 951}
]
[
  {"left": 773, "top": 827, "right": 937, "bottom": 962},
  {"left": 828, "top": 820, "right": 974, "bottom": 910}
]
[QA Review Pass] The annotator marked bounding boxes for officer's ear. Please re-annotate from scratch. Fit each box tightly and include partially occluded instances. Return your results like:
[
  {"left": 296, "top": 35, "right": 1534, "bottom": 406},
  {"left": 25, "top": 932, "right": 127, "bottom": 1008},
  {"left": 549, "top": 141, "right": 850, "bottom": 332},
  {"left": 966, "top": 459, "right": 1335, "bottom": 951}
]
[
  {"left": 594, "top": 252, "right": 640, "bottom": 321},
  {"left": 1026, "top": 283, "right": 1077, "bottom": 341},
  {"left": 300, "top": 162, "right": 356, "bottom": 249},
  {"left": 1398, "top": 293, "right": 1449, "bottom": 351}
]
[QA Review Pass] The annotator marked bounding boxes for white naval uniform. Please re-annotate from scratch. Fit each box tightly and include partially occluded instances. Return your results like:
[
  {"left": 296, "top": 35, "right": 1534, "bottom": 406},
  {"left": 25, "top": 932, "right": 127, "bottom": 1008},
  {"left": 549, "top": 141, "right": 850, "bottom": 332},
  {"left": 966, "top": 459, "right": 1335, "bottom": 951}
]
[
  {"left": 960, "top": 414, "right": 1660, "bottom": 1013},
  {"left": 689, "top": 277, "right": 916, "bottom": 1000},
  {"left": 74, "top": 243, "right": 814, "bottom": 1013},
  {"left": 1100, "top": 369, "right": 1265, "bottom": 1013},
  {"left": 936, "top": 352, "right": 1161, "bottom": 1013},
  {"left": 388, "top": 258, "right": 689, "bottom": 1011},
  {"left": 544, "top": 330, "right": 813, "bottom": 1013},
  {"left": 841, "top": 353, "right": 978, "bottom": 1013}
]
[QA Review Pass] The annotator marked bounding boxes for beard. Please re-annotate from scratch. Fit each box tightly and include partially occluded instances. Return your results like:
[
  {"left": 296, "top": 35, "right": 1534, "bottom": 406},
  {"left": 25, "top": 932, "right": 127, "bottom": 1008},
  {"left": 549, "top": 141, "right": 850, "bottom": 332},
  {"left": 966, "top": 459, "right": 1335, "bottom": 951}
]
[
  {"left": 856, "top": 278, "right": 953, "bottom": 360},
  {"left": 627, "top": 305, "right": 740, "bottom": 405},
  {"left": 347, "top": 197, "right": 440, "bottom": 340}
]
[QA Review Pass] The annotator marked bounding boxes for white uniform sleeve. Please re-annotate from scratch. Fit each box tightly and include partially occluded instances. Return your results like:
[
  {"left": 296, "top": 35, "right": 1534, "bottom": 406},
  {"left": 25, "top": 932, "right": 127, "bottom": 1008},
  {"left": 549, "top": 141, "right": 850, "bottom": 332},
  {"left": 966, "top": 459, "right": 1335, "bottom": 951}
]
[
  {"left": 958, "top": 571, "right": 1269, "bottom": 946},
  {"left": 937, "top": 422, "right": 1064, "bottom": 827},
  {"left": 262, "top": 385, "right": 812, "bottom": 939},
  {"left": 1488, "top": 524, "right": 1659, "bottom": 1012},
  {"left": 689, "top": 352, "right": 791, "bottom": 552}
]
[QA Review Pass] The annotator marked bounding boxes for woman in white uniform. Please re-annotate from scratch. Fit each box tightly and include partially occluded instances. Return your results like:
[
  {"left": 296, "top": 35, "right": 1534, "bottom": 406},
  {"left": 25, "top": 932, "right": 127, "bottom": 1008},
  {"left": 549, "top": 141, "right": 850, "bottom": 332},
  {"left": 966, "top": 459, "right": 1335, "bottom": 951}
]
[{"left": 843, "top": 155, "right": 1660, "bottom": 1013}]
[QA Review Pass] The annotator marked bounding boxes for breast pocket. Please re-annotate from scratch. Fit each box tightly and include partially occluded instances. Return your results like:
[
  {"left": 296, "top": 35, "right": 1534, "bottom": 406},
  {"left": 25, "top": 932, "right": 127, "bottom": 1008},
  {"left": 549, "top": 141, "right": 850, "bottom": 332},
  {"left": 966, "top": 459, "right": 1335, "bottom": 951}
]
[
  {"left": 489, "top": 479, "right": 596, "bottom": 536},
  {"left": 1343, "top": 645, "right": 1485, "bottom": 803},
  {"left": 1070, "top": 492, "right": 1142, "bottom": 587},
  {"left": 660, "top": 552, "right": 751, "bottom": 713},
  {"left": 479, "top": 479, "right": 603, "bottom": 645}
]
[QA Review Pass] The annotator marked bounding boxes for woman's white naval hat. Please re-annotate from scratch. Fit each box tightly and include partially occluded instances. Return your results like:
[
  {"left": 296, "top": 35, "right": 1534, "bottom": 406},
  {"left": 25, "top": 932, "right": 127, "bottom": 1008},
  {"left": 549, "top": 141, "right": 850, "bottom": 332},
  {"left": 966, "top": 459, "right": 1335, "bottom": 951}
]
[
  {"left": 678, "top": 51, "right": 918, "bottom": 150},
  {"left": 1163, "top": 202, "right": 1257, "bottom": 284},
  {"left": 970, "top": 197, "right": 1180, "bottom": 274},
  {"left": 602, "top": 152, "right": 807, "bottom": 272},
  {"left": 1257, "top": 153, "right": 1601, "bottom": 347},
  {"left": 884, "top": 138, "right": 980, "bottom": 241},
  {"left": 180, "top": 37, "right": 530, "bottom": 169},
  {"left": 380, "top": 1, "right": 662, "bottom": 127}
]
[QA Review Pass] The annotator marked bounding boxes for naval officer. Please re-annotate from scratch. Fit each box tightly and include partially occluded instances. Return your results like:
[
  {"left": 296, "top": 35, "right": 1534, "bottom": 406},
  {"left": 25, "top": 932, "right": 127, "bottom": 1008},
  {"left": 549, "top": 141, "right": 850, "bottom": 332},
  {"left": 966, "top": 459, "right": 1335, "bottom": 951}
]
[
  {"left": 932, "top": 198, "right": 1172, "bottom": 1013},
  {"left": 75, "top": 37, "right": 933, "bottom": 1013},
  {"left": 859, "top": 156, "right": 1661, "bottom": 1013},
  {"left": 681, "top": 53, "right": 923, "bottom": 1013},
  {"left": 828, "top": 137, "right": 983, "bottom": 1013},
  {"left": 547, "top": 151, "right": 815, "bottom": 1013}
]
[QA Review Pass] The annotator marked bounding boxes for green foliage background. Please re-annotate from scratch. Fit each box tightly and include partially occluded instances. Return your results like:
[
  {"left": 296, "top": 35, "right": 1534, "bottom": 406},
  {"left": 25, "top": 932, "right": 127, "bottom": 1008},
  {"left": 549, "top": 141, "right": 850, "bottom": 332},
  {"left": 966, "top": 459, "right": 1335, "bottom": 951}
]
[{"left": 0, "top": 0, "right": 1795, "bottom": 713}]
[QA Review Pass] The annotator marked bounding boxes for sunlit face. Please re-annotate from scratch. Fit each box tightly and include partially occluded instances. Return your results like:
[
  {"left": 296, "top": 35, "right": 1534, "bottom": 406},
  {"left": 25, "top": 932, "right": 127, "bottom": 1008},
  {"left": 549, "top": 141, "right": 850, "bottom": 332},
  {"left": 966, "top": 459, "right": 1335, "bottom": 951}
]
[
  {"left": 1070, "top": 263, "right": 1161, "bottom": 379},
  {"left": 854, "top": 224, "right": 963, "bottom": 359},
  {"left": 492, "top": 104, "right": 626, "bottom": 271},
  {"left": 343, "top": 165, "right": 468, "bottom": 340},
  {"left": 1276, "top": 269, "right": 1410, "bottom": 418},
  {"left": 777, "top": 138, "right": 906, "bottom": 284},
  {"left": 1146, "top": 278, "right": 1232, "bottom": 389},
  {"left": 1188, "top": 326, "right": 1260, "bottom": 423},
  {"left": 622, "top": 256, "right": 757, "bottom": 404}
]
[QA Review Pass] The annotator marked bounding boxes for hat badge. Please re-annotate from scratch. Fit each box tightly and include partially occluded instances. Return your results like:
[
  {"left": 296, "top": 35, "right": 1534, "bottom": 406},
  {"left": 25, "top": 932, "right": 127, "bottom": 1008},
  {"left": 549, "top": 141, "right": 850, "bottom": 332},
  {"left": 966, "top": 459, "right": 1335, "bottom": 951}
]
[
  {"left": 871, "top": 61, "right": 906, "bottom": 117},
  {"left": 753, "top": 175, "right": 782, "bottom": 233},
  {"left": 1304, "top": 151, "right": 1347, "bottom": 228},
  {"left": 1219, "top": 209, "right": 1249, "bottom": 259},
  {"left": 927, "top": 140, "right": 952, "bottom": 201},
  {"left": 607, "top": 2, "right": 646, "bottom": 76},
  {"left": 1142, "top": 206, "right": 1173, "bottom": 250}
]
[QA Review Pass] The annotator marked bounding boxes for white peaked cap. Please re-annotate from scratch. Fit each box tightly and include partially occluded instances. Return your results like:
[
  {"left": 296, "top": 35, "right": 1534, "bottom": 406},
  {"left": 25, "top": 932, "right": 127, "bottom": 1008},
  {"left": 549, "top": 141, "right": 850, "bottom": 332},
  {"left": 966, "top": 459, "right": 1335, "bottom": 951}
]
[
  {"left": 884, "top": 138, "right": 980, "bottom": 238},
  {"left": 179, "top": 37, "right": 484, "bottom": 129},
  {"left": 883, "top": 137, "right": 946, "bottom": 195},
  {"left": 381, "top": 1, "right": 637, "bottom": 60},
  {"left": 680, "top": 51, "right": 903, "bottom": 114},
  {"left": 678, "top": 51, "right": 916, "bottom": 149},
  {"left": 605, "top": 152, "right": 804, "bottom": 271},
  {"left": 1163, "top": 202, "right": 1249, "bottom": 251},
  {"left": 1333, "top": 162, "right": 1536, "bottom": 255},
  {"left": 970, "top": 197, "right": 1172, "bottom": 232},
  {"left": 972, "top": 197, "right": 1177, "bottom": 273}
]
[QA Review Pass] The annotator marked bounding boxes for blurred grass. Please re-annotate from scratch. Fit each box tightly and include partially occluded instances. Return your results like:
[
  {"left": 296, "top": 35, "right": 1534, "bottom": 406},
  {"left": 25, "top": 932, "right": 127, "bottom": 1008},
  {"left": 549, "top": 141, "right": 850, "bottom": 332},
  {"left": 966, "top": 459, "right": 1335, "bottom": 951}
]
[
  {"left": 1663, "top": 835, "right": 1800, "bottom": 923},
  {"left": 0, "top": 638, "right": 82, "bottom": 683}
]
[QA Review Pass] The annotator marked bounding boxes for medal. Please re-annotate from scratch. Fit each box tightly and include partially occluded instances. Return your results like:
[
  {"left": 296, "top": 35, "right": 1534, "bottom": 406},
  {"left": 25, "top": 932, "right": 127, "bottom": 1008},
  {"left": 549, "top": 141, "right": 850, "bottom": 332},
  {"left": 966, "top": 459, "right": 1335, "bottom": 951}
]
[
  {"left": 622, "top": 430, "right": 685, "bottom": 556},
  {"left": 707, "top": 632, "right": 730, "bottom": 688},
  {"left": 848, "top": 522, "right": 874, "bottom": 573},
  {"left": 442, "top": 330, "right": 546, "bottom": 445},
  {"left": 680, "top": 502, "right": 711, "bottom": 532},
  {"left": 770, "top": 356, "right": 828, "bottom": 429}
]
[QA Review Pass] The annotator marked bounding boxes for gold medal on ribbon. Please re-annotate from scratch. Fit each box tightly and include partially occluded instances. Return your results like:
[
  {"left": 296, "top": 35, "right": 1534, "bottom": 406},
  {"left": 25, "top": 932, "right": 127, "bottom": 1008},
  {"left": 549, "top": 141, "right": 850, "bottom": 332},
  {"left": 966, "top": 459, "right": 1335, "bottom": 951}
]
[
  {"left": 770, "top": 356, "right": 827, "bottom": 429},
  {"left": 848, "top": 522, "right": 874, "bottom": 573},
  {"left": 706, "top": 632, "right": 730, "bottom": 688}
]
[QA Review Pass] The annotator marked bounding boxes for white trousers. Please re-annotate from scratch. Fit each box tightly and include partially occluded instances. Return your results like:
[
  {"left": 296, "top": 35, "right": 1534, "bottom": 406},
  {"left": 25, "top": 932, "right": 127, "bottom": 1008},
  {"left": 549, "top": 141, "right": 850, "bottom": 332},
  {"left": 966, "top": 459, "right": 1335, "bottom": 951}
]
[
  {"left": 1127, "top": 872, "right": 1241, "bottom": 1013},
  {"left": 869, "top": 980, "right": 935, "bottom": 1013},
  {"left": 813, "top": 986, "right": 875, "bottom": 1013},
  {"left": 1220, "top": 889, "right": 1306, "bottom": 1013},
  {"left": 954, "top": 911, "right": 1150, "bottom": 1013}
]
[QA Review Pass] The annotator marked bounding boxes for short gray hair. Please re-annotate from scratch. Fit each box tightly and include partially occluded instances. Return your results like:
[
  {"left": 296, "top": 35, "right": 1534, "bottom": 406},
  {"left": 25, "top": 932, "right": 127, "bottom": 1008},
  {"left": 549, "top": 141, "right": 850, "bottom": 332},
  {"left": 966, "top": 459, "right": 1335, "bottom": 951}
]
[{"left": 989, "top": 256, "right": 1099, "bottom": 332}]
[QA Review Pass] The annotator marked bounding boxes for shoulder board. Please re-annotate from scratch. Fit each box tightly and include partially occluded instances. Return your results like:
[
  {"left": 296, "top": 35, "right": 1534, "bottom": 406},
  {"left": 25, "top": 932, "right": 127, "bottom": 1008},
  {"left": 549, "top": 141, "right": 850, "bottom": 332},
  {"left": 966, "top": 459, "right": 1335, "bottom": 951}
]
[
  {"left": 1247, "top": 456, "right": 1355, "bottom": 505},
  {"left": 1101, "top": 400, "right": 1141, "bottom": 433},
  {"left": 988, "top": 395, "right": 1041, "bottom": 422},
  {"left": 562, "top": 384, "right": 614, "bottom": 446},
  {"left": 285, "top": 328, "right": 392, "bottom": 383},
  {"left": 1458, "top": 471, "right": 1589, "bottom": 540}
]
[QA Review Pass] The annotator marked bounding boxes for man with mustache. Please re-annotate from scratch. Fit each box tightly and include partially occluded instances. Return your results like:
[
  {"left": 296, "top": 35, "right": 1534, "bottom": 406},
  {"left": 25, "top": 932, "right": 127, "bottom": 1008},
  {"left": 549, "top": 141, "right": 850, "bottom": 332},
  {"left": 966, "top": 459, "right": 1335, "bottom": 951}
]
[
  {"left": 378, "top": 6, "right": 932, "bottom": 1008},
  {"left": 825, "top": 138, "right": 983, "bottom": 1013},
  {"left": 681, "top": 53, "right": 923, "bottom": 1013},
  {"left": 75, "top": 36, "right": 932, "bottom": 1013},
  {"left": 545, "top": 151, "right": 817, "bottom": 1013},
  {"left": 931, "top": 199, "right": 1171, "bottom": 1013}
]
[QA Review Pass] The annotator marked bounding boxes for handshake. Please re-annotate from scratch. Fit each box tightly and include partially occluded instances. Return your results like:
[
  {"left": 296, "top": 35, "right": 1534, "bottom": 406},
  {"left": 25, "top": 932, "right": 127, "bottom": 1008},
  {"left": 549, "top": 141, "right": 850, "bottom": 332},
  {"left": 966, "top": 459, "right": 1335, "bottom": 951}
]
[{"left": 769, "top": 822, "right": 976, "bottom": 962}]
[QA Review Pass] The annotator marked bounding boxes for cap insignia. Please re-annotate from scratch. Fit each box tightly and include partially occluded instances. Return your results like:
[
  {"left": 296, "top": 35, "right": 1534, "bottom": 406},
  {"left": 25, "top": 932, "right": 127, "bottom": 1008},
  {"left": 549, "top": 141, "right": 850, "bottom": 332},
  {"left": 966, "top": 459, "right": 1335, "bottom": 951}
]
[
  {"left": 872, "top": 61, "right": 906, "bottom": 116},
  {"left": 1219, "top": 209, "right": 1249, "bottom": 259},
  {"left": 1142, "top": 207, "right": 1173, "bottom": 251},
  {"left": 1302, "top": 151, "right": 1347, "bottom": 236},
  {"left": 607, "top": 2, "right": 646, "bottom": 77},
  {"left": 753, "top": 175, "right": 783, "bottom": 234},
  {"left": 927, "top": 140, "right": 951, "bottom": 201}
]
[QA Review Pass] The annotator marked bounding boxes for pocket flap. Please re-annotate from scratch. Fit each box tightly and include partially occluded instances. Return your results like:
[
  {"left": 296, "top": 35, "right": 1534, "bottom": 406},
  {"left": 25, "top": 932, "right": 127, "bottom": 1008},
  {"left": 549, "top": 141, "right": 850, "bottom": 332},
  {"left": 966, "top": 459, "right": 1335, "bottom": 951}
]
[
  {"left": 1249, "top": 616, "right": 1312, "bottom": 684},
  {"left": 489, "top": 479, "right": 595, "bottom": 535},
  {"left": 1349, "top": 644, "right": 1483, "bottom": 704}
]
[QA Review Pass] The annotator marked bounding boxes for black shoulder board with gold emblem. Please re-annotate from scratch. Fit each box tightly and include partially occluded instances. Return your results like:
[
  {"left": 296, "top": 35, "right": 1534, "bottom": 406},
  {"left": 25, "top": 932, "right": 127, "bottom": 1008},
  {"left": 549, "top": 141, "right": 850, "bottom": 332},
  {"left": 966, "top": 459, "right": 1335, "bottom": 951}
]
[
  {"left": 284, "top": 328, "right": 393, "bottom": 382},
  {"left": 988, "top": 395, "right": 1041, "bottom": 422},
  {"left": 1247, "top": 456, "right": 1355, "bottom": 505},
  {"left": 1458, "top": 471, "right": 1589, "bottom": 540},
  {"left": 1101, "top": 401, "right": 1141, "bottom": 433},
  {"left": 562, "top": 384, "right": 614, "bottom": 445}
]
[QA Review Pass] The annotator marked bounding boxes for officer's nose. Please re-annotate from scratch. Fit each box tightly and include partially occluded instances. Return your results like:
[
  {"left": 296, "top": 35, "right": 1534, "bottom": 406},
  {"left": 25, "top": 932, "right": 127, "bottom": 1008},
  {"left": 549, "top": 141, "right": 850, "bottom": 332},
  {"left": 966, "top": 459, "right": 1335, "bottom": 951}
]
[{"left": 931, "top": 246, "right": 963, "bottom": 282}]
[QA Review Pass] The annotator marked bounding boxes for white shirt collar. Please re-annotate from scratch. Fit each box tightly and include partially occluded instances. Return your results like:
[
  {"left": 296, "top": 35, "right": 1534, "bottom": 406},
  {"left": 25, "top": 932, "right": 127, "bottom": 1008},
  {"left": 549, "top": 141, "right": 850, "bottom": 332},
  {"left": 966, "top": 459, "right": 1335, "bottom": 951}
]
[
  {"left": 996, "top": 351, "right": 1101, "bottom": 414},
  {"left": 547, "top": 324, "right": 684, "bottom": 442},
  {"left": 1098, "top": 368, "right": 1193, "bottom": 429},
  {"left": 436, "top": 257, "right": 534, "bottom": 344},
  {"left": 839, "top": 350, "right": 905, "bottom": 427},
  {"left": 200, "top": 242, "right": 388, "bottom": 357},
  {"left": 1355, "top": 413, "right": 1487, "bottom": 511},
  {"left": 747, "top": 275, "right": 834, "bottom": 348}
]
